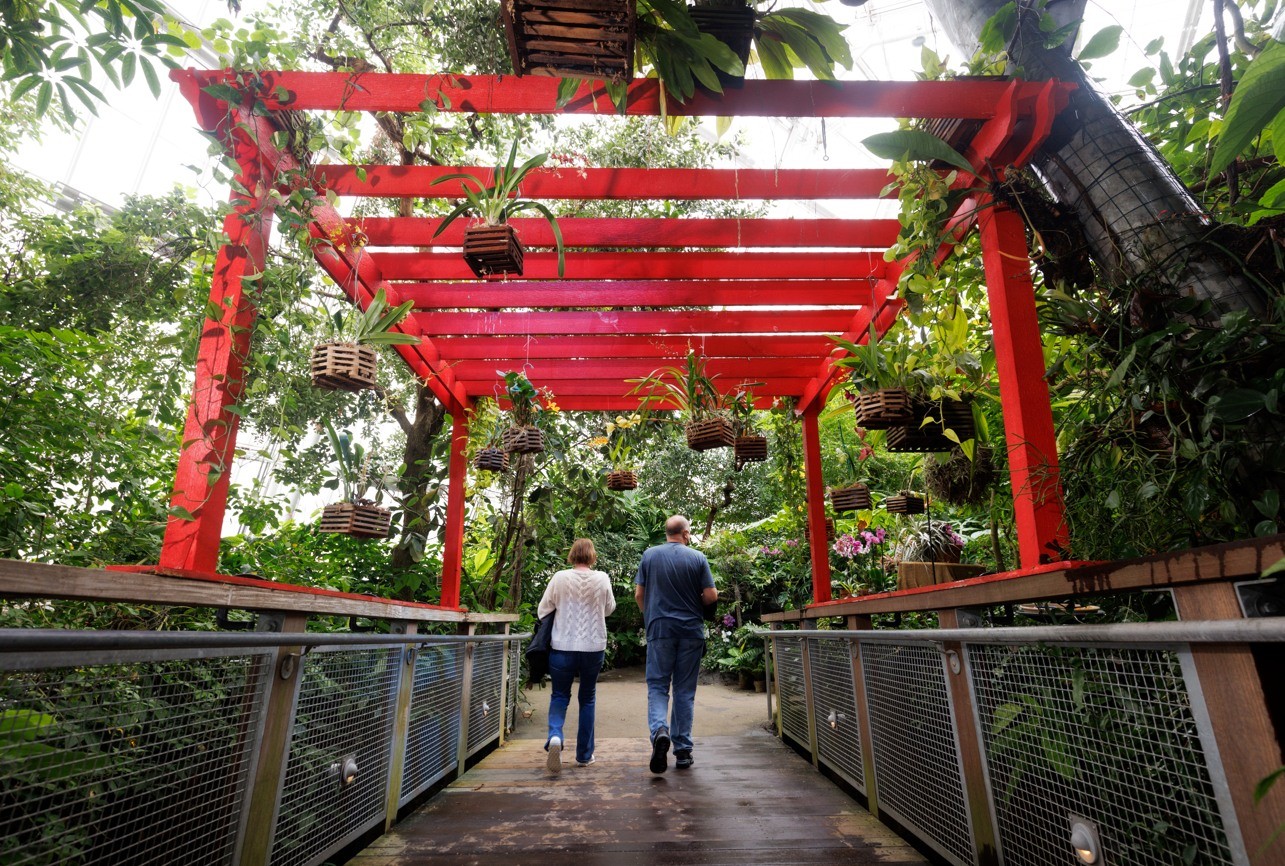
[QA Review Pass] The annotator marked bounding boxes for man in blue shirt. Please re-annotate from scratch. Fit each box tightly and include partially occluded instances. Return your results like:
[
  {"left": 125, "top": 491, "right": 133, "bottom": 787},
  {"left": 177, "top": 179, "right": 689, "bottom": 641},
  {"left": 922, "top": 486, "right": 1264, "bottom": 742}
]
[{"left": 634, "top": 514, "right": 718, "bottom": 773}]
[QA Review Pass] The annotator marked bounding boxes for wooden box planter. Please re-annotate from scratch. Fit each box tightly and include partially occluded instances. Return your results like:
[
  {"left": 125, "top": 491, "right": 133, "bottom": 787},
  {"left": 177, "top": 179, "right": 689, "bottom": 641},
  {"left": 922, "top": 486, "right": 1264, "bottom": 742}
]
[
  {"left": 310, "top": 342, "right": 378, "bottom": 392},
  {"left": 896, "top": 561, "right": 986, "bottom": 590},
  {"left": 685, "top": 417, "right": 735, "bottom": 451},
  {"left": 689, "top": 2, "right": 755, "bottom": 88},
  {"left": 733, "top": 435, "right": 768, "bottom": 465},
  {"left": 605, "top": 470, "right": 638, "bottom": 491},
  {"left": 852, "top": 387, "right": 914, "bottom": 430},
  {"left": 501, "top": 425, "right": 545, "bottom": 455},
  {"left": 885, "top": 398, "right": 976, "bottom": 453},
  {"left": 320, "top": 502, "right": 392, "bottom": 539},
  {"left": 463, "top": 224, "right": 524, "bottom": 278},
  {"left": 474, "top": 447, "right": 509, "bottom": 472},
  {"left": 829, "top": 483, "right": 872, "bottom": 513},
  {"left": 884, "top": 493, "right": 925, "bottom": 515},
  {"left": 807, "top": 517, "right": 837, "bottom": 545},
  {"left": 502, "top": 0, "right": 636, "bottom": 83}
]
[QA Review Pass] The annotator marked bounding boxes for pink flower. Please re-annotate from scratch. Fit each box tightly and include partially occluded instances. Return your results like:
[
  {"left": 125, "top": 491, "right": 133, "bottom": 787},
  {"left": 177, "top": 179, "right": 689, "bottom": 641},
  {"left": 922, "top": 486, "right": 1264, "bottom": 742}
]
[{"left": 858, "top": 446, "right": 873, "bottom": 461}]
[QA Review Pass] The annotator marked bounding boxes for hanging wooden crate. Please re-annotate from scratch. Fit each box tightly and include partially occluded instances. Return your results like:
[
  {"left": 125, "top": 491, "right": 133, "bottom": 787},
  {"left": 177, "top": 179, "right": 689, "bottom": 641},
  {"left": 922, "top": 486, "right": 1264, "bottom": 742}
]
[
  {"left": 320, "top": 502, "right": 392, "bottom": 539},
  {"left": 829, "top": 483, "right": 872, "bottom": 513},
  {"left": 474, "top": 447, "right": 509, "bottom": 472},
  {"left": 502, "top": 0, "right": 636, "bottom": 83},
  {"left": 853, "top": 387, "right": 914, "bottom": 430},
  {"left": 896, "top": 561, "right": 986, "bottom": 590},
  {"left": 733, "top": 435, "right": 768, "bottom": 466},
  {"left": 605, "top": 470, "right": 638, "bottom": 491},
  {"left": 807, "top": 517, "right": 837, "bottom": 544},
  {"left": 463, "top": 224, "right": 524, "bottom": 278},
  {"left": 685, "top": 417, "right": 735, "bottom": 451},
  {"left": 310, "top": 342, "right": 378, "bottom": 392},
  {"left": 502, "top": 425, "right": 545, "bottom": 455},
  {"left": 884, "top": 492, "right": 926, "bottom": 515},
  {"left": 886, "top": 398, "right": 976, "bottom": 453},
  {"left": 689, "top": 2, "right": 755, "bottom": 89}
]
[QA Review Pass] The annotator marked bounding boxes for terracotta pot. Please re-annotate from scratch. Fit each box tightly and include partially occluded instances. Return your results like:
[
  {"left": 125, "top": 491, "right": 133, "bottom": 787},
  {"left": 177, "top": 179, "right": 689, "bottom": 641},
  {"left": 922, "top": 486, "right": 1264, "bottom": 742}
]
[
  {"left": 895, "top": 561, "right": 985, "bottom": 590},
  {"left": 310, "top": 342, "right": 378, "bottom": 392},
  {"left": 319, "top": 502, "right": 392, "bottom": 539},
  {"left": 502, "top": 0, "right": 635, "bottom": 83}
]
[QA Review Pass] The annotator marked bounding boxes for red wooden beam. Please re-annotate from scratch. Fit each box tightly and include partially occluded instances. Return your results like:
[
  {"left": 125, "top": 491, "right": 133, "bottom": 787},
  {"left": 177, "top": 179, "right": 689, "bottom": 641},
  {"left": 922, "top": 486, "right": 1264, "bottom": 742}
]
[
  {"left": 467, "top": 377, "right": 814, "bottom": 398},
  {"left": 316, "top": 166, "right": 895, "bottom": 200},
  {"left": 355, "top": 217, "right": 901, "bottom": 249},
  {"left": 432, "top": 334, "right": 833, "bottom": 360},
  {"left": 439, "top": 412, "right": 468, "bottom": 609},
  {"left": 413, "top": 309, "right": 861, "bottom": 337},
  {"left": 173, "top": 70, "right": 1071, "bottom": 120},
  {"left": 380, "top": 252, "right": 887, "bottom": 281},
  {"left": 402, "top": 279, "right": 877, "bottom": 310},
  {"left": 800, "top": 406, "right": 832, "bottom": 603},
  {"left": 452, "top": 357, "right": 819, "bottom": 381}
]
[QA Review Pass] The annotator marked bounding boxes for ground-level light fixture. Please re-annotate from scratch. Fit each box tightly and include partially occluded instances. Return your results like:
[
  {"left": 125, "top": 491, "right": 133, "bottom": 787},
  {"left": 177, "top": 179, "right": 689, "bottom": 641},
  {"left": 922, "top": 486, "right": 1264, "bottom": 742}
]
[
  {"left": 333, "top": 755, "right": 359, "bottom": 789},
  {"left": 1069, "top": 815, "right": 1102, "bottom": 865}
]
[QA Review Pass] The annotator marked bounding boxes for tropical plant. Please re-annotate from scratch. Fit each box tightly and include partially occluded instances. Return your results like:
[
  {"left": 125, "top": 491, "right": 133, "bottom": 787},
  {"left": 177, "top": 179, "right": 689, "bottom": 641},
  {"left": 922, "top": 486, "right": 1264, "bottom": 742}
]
[
  {"left": 831, "top": 526, "right": 891, "bottom": 594},
  {"left": 501, "top": 370, "right": 543, "bottom": 427},
  {"left": 323, "top": 420, "right": 385, "bottom": 504},
  {"left": 629, "top": 349, "right": 726, "bottom": 423},
  {"left": 832, "top": 323, "right": 933, "bottom": 394},
  {"left": 726, "top": 384, "right": 764, "bottom": 435},
  {"left": 325, "top": 288, "right": 419, "bottom": 346},
  {"left": 896, "top": 519, "right": 966, "bottom": 563},
  {"left": 631, "top": 0, "right": 745, "bottom": 105},
  {"left": 603, "top": 412, "right": 646, "bottom": 472},
  {"left": 430, "top": 139, "right": 566, "bottom": 277}
]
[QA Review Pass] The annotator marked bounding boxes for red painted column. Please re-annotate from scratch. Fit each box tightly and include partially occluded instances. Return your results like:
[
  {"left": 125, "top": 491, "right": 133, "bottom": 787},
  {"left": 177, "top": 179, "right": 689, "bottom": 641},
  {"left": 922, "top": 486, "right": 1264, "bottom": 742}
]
[
  {"left": 800, "top": 405, "right": 833, "bottom": 603},
  {"left": 978, "top": 202, "right": 1069, "bottom": 567},
  {"left": 159, "top": 161, "right": 274, "bottom": 573},
  {"left": 439, "top": 411, "right": 470, "bottom": 609}
]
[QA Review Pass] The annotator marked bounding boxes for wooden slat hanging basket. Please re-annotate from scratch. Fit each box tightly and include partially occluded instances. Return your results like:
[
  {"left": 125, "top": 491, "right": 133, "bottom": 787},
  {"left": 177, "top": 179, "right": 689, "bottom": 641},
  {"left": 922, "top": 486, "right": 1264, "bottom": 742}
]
[
  {"left": 320, "top": 502, "right": 392, "bottom": 539},
  {"left": 885, "top": 398, "right": 976, "bottom": 453},
  {"left": 829, "top": 483, "right": 872, "bottom": 513},
  {"left": 502, "top": 425, "right": 545, "bottom": 455},
  {"left": 502, "top": 0, "right": 636, "bottom": 83},
  {"left": 463, "top": 224, "right": 525, "bottom": 278},
  {"left": 852, "top": 387, "right": 914, "bottom": 430},
  {"left": 605, "top": 470, "right": 638, "bottom": 491},
  {"left": 475, "top": 447, "right": 510, "bottom": 472},
  {"left": 310, "top": 342, "right": 378, "bottom": 392},
  {"left": 733, "top": 434, "right": 768, "bottom": 468},
  {"left": 883, "top": 492, "right": 926, "bottom": 515},
  {"left": 685, "top": 417, "right": 736, "bottom": 451}
]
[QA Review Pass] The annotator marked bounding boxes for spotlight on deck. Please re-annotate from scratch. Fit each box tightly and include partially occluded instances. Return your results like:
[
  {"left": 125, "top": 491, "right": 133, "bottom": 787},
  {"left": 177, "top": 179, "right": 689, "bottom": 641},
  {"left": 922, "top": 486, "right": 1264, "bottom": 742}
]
[{"left": 1069, "top": 816, "right": 1102, "bottom": 864}]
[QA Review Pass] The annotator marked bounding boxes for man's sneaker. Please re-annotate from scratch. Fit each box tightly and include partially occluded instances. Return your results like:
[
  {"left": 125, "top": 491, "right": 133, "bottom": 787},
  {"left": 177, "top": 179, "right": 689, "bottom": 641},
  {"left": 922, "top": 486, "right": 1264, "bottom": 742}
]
[
  {"left": 546, "top": 736, "right": 562, "bottom": 774},
  {"left": 674, "top": 749, "right": 693, "bottom": 769},
  {"left": 576, "top": 756, "right": 596, "bottom": 766},
  {"left": 649, "top": 728, "right": 670, "bottom": 774}
]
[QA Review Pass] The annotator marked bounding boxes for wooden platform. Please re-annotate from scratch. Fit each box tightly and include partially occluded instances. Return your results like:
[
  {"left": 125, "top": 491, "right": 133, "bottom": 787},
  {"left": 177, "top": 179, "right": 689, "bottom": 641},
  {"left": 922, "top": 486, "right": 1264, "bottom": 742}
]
[{"left": 349, "top": 731, "right": 927, "bottom": 865}]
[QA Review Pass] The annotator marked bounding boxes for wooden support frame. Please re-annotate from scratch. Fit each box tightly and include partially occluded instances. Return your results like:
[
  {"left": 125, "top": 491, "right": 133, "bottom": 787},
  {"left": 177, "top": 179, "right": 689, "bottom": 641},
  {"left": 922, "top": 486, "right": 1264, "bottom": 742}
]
[
  {"left": 439, "top": 412, "right": 470, "bottom": 610},
  {"left": 800, "top": 406, "right": 833, "bottom": 604}
]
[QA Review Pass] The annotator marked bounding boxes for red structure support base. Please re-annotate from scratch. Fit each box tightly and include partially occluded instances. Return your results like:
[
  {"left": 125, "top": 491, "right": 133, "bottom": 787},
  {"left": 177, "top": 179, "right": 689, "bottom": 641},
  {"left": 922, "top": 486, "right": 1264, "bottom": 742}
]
[
  {"left": 800, "top": 406, "right": 832, "bottom": 603},
  {"left": 439, "top": 412, "right": 470, "bottom": 609}
]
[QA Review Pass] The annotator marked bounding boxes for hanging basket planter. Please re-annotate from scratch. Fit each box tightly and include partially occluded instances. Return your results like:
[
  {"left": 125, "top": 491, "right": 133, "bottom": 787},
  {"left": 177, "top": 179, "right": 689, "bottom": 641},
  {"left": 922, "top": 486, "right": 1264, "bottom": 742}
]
[
  {"left": 605, "top": 470, "right": 638, "bottom": 491},
  {"left": 885, "top": 398, "right": 976, "bottom": 453},
  {"left": 884, "top": 492, "right": 926, "bottom": 515},
  {"left": 320, "top": 501, "right": 392, "bottom": 539},
  {"left": 685, "top": 417, "right": 736, "bottom": 451},
  {"left": 474, "top": 447, "right": 509, "bottom": 472},
  {"left": 310, "top": 342, "right": 378, "bottom": 392},
  {"left": 463, "top": 224, "right": 524, "bottom": 278},
  {"left": 733, "top": 435, "right": 768, "bottom": 467},
  {"left": 501, "top": 425, "right": 545, "bottom": 455},
  {"left": 689, "top": 1, "right": 755, "bottom": 89},
  {"left": 852, "top": 387, "right": 915, "bottom": 430},
  {"left": 501, "top": 0, "right": 636, "bottom": 83},
  {"left": 829, "top": 483, "right": 872, "bottom": 513},
  {"left": 924, "top": 445, "right": 997, "bottom": 506},
  {"left": 807, "top": 517, "right": 837, "bottom": 545}
]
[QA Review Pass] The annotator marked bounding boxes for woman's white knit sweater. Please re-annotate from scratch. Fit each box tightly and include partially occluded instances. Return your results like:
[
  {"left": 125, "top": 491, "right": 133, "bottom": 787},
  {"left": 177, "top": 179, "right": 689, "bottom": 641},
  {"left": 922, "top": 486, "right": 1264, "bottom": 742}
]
[{"left": 537, "top": 567, "right": 616, "bottom": 653}]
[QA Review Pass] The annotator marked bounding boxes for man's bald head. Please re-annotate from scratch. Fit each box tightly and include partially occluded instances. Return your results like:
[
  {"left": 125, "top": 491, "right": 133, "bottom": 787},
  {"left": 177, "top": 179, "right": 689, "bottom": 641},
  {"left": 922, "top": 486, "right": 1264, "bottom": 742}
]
[{"left": 665, "top": 515, "right": 690, "bottom": 539}]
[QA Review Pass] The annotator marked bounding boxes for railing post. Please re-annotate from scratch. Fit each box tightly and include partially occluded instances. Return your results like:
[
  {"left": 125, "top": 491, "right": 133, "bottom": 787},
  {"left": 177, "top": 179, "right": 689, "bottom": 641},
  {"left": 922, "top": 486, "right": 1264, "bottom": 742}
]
[
  {"left": 800, "top": 620, "right": 819, "bottom": 766},
  {"left": 455, "top": 623, "right": 477, "bottom": 774},
  {"left": 235, "top": 612, "right": 307, "bottom": 866},
  {"left": 845, "top": 616, "right": 880, "bottom": 816},
  {"left": 498, "top": 623, "right": 511, "bottom": 745},
  {"left": 1174, "top": 584, "right": 1285, "bottom": 864},
  {"left": 767, "top": 624, "right": 782, "bottom": 737},
  {"left": 937, "top": 608, "right": 1000, "bottom": 866},
  {"left": 383, "top": 621, "right": 417, "bottom": 832}
]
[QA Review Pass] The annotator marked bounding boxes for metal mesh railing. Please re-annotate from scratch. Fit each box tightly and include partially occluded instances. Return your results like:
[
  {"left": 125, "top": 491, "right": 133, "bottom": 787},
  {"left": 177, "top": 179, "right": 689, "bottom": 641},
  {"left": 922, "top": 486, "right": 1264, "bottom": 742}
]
[
  {"left": 270, "top": 646, "right": 401, "bottom": 866},
  {"left": 772, "top": 638, "right": 809, "bottom": 747},
  {"left": 507, "top": 639, "right": 521, "bottom": 735},
  {"left": 862, "top": 641, "right": 975, "bottom": 866},
  {"left": 466, "top": 641, "right": 506, "bottom": 755},
  {"left": 808, "top": 638, "right": 864, "bottom": 792},
  {"left": 969, "top": 643, "right": 1240, "bottom": 866},
  {"left": 0, "top": 648, "right": 268, "bottom": 866},
  {"left": 400, "top": 644, "right": 463, "bottom": 806}
]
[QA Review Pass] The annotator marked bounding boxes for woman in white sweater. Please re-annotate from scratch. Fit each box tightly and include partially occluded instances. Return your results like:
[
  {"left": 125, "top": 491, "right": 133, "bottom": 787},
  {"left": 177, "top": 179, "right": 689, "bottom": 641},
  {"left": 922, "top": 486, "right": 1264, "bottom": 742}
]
[{"left": 537, "top": 538, "right": 616, "bottom": 773}]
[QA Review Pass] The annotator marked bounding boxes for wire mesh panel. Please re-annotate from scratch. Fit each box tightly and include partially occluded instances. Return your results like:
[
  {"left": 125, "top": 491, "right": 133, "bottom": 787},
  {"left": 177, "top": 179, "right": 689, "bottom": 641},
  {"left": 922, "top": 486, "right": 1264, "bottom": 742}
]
[
  {"left": 809, "top": 638, "right": 864, "bottom": 793},
  {"left": 506, "top": 639, "right": 522, "bottom": 735},
  {"left": 969, "top": 643, "right": 1242, "bottom": 866},
  {"left": 862, "top": 642, "right": 974, "bottom": 866},
  {"left": 271, "top": 646, "right": 400, "bottom": 866},
  {"left": 773, "top": 637, "right": 809, "bottom": 747},
  {"left": 0, "top": 648, "right": 269, "bottom": 866},
  {"left": 400, "top": 644, "right": 464, "bottom": 806},
  {"left": 466, "top": 642, "right": 505, "bottom": 755}
]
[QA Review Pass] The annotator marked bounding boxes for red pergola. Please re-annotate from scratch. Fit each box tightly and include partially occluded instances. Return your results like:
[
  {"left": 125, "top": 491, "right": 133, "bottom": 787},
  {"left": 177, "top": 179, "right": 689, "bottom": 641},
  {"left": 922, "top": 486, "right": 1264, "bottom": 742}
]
[{"left": 153, "top": 70, "right": 1076, "bottom": 610}]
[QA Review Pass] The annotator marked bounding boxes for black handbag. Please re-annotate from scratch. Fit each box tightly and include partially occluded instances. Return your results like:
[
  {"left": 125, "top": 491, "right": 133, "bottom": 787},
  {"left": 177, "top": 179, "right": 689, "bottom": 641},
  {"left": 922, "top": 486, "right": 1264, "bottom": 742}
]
[{"left": 525, "top": 612, "right": 555, "bottom": 684}]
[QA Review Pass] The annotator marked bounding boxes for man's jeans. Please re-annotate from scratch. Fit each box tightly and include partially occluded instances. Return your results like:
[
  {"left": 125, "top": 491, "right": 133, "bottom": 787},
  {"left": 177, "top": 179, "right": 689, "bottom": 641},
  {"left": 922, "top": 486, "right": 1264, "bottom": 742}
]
[
  {"left": 546, "top": 649, "right": 605, "bottom": 764},
  {"left": 645, "top": 637, "right": 705, "bottom": 753}
]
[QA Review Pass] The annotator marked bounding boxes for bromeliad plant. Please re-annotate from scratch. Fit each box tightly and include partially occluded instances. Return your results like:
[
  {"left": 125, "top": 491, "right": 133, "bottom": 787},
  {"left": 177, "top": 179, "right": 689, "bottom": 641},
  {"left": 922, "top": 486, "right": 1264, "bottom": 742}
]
[
  {"left": 430, "top": 140, "right": 566, "bottom": 278},
  {"left": 310, "top": 288, "right": 419, "bottom": 392}
]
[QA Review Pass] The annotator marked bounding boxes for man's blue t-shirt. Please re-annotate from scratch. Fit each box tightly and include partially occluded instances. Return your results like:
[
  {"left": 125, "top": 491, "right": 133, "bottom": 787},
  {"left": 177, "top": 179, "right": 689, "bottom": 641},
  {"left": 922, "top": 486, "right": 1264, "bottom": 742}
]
[{"left": 635, "top": 542, "right": 715, "bottom": 640}]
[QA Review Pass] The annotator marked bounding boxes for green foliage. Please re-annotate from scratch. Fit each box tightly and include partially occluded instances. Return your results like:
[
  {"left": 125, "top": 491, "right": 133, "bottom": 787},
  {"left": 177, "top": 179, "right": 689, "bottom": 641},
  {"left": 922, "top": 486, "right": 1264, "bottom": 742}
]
[
  {"left": 1210, "top": 39, "right": 1285, "bottom": 177},
  {"left": 862, "top": 129, "right": 974, "bottom": 176},
  {"left": 328, "top": 287, "right": 418, "bottom": 346},
  {"left": 630, "top": 349, "right": 726, "bottom": 423}
]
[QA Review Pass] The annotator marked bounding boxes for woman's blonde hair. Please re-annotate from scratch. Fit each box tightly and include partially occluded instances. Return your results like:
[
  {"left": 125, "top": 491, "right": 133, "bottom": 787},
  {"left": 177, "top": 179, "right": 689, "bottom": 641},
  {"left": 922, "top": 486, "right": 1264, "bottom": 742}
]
[{"left": 568, "top": 538, "right": 597, "bottom": 567}]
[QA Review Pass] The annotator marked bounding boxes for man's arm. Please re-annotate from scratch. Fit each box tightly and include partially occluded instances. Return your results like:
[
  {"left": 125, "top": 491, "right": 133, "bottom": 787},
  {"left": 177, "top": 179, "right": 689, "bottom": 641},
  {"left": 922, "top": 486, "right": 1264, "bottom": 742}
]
[
  {"left": 635, "top": 584, "right": 645, "bottom": 609},
  {"left": 701, "top": 585, "right": 718, "bottom": 605}
]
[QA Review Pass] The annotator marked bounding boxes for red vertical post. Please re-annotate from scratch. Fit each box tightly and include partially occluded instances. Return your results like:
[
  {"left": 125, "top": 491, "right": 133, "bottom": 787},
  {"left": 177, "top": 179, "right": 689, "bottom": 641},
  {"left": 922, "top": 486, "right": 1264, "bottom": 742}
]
[
  {"left": 978, "top": 202, "right": 1068, "bottom": 567},
  {"left": 800, "top": 405, "right": 832, "bottom": 603},
  {"left": 439, "top": 411, "right": 470, "bottom": 609},
  {"left": 160, "top": 158, "right": 274, "bottom": 573}
]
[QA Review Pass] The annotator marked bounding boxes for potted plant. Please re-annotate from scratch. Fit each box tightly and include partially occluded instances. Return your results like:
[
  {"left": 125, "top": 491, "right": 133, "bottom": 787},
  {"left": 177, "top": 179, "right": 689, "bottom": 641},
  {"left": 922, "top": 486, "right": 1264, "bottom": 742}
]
[
  {"left": 924, "top": 444, "right": 997, "bottom": 506},
  {"left": 832, "top": 526, "right": 892, "bottom": 595},
  {"left": 503, "top": 0, "right": 635, "bottom": 84},
  {"left": 828, "top": 425, "right": 872, "bottom": 513},
  {"left": 885, "top": 395, "right": 977, "bottom": 453},
  {"left": 499, "top": 370, "right": 549, "bottom": 455},
  {"left": 728, "top": 385, "right": 768, "bottom": 469},
  {"left": 630, "top": 349, "right": 733, "bottom": 451},
  {"left": 431, "top": 140, "right": 566, "bottom": 279},
  {"left": 831, "top": 324, "right": 920, "bottom": 430},
  {"left": 601, "top": 412, "right": 645, "bottom": 490},
  {"left": 894, "top": 519, "right": 985, "bottom": 588},
  {"left": 883, "top": 490, "right": 926, "bottom": 515},
  {"left": 310, "top": 288, "right": 419, "bottom": 392},
  {"left": 319, "top": 421, "right": 393, "bottom": 539},
  {"left": 686, "top": 0, "right": 852, "bottom": 89},
  {"left": 474, "top": 444, "right": 509, "bottom": 473}
]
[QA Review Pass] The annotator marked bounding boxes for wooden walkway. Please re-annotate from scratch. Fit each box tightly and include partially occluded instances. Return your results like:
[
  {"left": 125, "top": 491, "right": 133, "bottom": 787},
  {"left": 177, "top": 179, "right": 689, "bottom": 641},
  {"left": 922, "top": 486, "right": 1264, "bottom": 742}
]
[{"left": 349, "top": 730, "right": 927, "bottom": 865}]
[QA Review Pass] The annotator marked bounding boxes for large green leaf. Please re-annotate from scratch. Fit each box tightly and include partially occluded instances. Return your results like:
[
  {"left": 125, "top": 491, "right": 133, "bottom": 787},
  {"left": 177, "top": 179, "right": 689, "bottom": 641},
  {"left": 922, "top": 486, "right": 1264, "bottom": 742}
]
[
  {"left": 862, "top": 129, "right": 974, "bottom": 176},
  {"left": 1210, "top": 39, "right": 1285, "bottom": 176},
  {"left": 1077, "top": 25, "right": 1122, "bottom": 61}
]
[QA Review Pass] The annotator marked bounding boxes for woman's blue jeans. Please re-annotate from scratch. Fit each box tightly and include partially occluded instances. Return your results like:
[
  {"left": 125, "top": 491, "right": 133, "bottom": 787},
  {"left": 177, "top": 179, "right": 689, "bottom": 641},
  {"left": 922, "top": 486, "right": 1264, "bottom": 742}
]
[{"left": 546, "top": 649, "right": 605, "bottom": 764}]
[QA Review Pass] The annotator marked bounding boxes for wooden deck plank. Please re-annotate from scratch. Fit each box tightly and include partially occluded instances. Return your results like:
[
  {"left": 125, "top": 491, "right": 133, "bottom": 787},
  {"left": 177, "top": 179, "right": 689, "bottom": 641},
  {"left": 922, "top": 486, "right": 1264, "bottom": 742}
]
[{"left": 349, "top": 731, "right": 927, "bottom": 865}]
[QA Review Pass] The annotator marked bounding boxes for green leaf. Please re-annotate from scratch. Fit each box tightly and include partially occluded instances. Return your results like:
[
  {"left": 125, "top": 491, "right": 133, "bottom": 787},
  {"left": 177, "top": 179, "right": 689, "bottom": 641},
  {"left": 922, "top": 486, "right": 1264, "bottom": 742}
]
[
  {"left": 1041, "top": 731, "right": 1077, "bottom": 779},
  {"left": 862, "top": 129, "right": 974, "bottom": 176},
  {"left": 1077, "top": 25, "right": 1123, "bottom": 61},
  {"left": 1262, "top": 558, "right": 1285, "bottom": 578},
  {"left": 1212, "top": 388, "right": 1265, "bottom": 422},
  {"left": 991, "top": 701, "right": 1025, "bottom": 735},
  {"left": 1127, "top": 67, "right": 1156, "bottom": 88},
  {"left": 1210, "top": 39, "right": 1285, "bottom": 176},
  {"left": 0, "top": 709, "right": 58, "bottom": 742},
  {"left": 168, "top": 506, "right": 196, "bottom": 521}
]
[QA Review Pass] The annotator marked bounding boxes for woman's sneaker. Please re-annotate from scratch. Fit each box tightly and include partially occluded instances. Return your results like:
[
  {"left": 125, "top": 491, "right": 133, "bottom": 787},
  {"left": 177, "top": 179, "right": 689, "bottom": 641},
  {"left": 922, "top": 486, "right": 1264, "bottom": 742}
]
[{"left": 546, "top": 736, "right": 562, "bottom": 774}]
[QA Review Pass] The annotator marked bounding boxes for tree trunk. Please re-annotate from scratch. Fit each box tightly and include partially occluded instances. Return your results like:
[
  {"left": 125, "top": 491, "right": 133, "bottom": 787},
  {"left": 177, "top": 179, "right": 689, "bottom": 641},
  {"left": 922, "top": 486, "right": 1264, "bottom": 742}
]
[
  {"left": 389, "top": 382, "right": 448, "bottom": 599},
  {"left": 926, "top": 0, "right": 1267, "bottom": 319}
]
